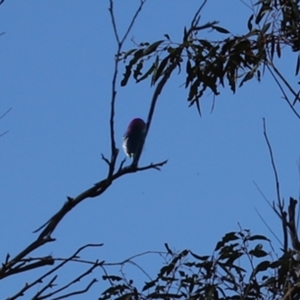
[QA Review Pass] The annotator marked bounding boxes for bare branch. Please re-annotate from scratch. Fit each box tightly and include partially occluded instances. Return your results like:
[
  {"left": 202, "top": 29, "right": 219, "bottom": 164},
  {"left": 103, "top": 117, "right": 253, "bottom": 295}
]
[
  {"left": 8, "top": 244, "right": 103, "bottom": 300},
  {"left": 37, "top": 263, "right": 99, "bottom": 299},
  {"left": 0, "top": 236, "right": 55, "bottom": 280},
  {"left": 266, "top": 64, "right": 300, "bottom": 120}
]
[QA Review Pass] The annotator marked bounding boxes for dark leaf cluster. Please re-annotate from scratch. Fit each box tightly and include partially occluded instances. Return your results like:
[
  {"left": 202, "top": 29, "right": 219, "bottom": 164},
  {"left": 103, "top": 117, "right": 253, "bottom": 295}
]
[
  {"left": 119, "top": 0, "right": 300, "bottom": 113},
  {"left": 99, "top": 225, "right": 300, "bottom": 300}
]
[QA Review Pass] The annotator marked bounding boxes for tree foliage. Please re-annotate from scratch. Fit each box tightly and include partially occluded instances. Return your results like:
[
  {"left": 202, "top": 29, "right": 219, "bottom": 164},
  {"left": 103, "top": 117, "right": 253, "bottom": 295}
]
[
  {"left": 120, "top": 0, "right": 300, "bottom": 116},
  {"left": 100, "top": 210, "right": 300, "bottom": 300},
  {"left": 2, "top": 0, "right": 300, "bottom": 299}
]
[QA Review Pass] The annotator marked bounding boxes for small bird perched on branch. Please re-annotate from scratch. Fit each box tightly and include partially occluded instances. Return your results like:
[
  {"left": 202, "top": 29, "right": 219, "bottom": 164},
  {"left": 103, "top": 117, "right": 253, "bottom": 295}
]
[{"left": 123, "top": 118, "right": 146, "bottom": 158}]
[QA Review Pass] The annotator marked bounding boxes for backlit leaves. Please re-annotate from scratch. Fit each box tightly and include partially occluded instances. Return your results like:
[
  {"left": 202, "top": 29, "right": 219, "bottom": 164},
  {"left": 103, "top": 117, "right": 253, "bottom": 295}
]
[
  {"left": 120, "top": 0, "right": 300, "bottom": 113},
  {"left": 99, "top": 229, "right": 298, "bottom": 300}
]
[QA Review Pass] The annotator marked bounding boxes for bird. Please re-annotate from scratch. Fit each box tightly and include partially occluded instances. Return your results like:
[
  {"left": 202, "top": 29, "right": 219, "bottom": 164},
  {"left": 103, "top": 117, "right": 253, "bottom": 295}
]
[{"left": 123, "top": 118, "right": 146, "bottom": 158}]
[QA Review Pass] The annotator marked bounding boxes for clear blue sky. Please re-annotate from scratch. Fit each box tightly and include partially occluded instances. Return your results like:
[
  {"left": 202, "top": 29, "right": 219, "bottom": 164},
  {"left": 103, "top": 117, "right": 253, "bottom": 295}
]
[{"left": 1, "top": 1, "right": 299, "bottom": 298}]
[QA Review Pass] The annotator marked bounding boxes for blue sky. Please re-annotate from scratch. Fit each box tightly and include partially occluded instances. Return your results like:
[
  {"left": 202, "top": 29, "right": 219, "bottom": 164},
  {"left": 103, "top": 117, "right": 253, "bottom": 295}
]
[{"left": 1, "top": 0, "right": 300, "bottom": 298}]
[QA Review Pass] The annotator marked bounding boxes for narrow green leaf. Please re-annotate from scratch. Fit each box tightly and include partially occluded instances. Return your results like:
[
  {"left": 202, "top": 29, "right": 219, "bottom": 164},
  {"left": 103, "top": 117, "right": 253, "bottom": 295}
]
[
  {"left": 249, "top": 248, "right": 268, "bottom": 258},
  {"left": 121, "top": 49, "right": 144, "bottom": 86},
  {"left": 213, "top": 26, "right": 230, "bottom": 34},
  {"left": 247, "top": 14, "right": 254, "bottom": 31},
  {"left": 164, "top": 243, "right": 173, "bottom": 255},
  {"left": 261, "top": 22, "right": 271, "bottom": 33},
  {"left": 183, "top": 26, "right": 188, "bottom": 41},
  {"left": 239, "top": 70, "right": 255, "bottom": 87},
  {"left": 276, "top": 40, "right": 281, "bottom": 58},
  {"left": 121, "top": 65, "right": 132, "bottom": 87},
  {"left": 255, "top": 4, "right": 270, "bottom": 24},
  {"left": 133, "top": 60, "right": 143, "bottom": 80},
  {"left": 136, "top": 62, "right": 155, "bottom": 83},
  {"left": 248, "top": 234, "right": 270, "bottom": 241},
  {"left": 123, "top": 48, "right": 137, "bottom": 59},
  {"left": 143, "top": 40, "right": 164, "bottom": 55},
  {"left": 153, "top": 55, "right": 169, "bottom": 83},
  {"left": 195, "top": 99, "right": 201, "bottom": 116},
  {"left": 190, "top": 251, "right": 209, "bottom": 261},
  {"left": 102, "top": 275, "right": 122, "bottom": 281},
  {"left": 142, "top": 280, "right": 156, "bottom": 292},
  {"left": 254, "top": 260, "right": 271, "bottom": 274},
  {"left": 257, "top": 69, "right": 261, "bottom": 81}
]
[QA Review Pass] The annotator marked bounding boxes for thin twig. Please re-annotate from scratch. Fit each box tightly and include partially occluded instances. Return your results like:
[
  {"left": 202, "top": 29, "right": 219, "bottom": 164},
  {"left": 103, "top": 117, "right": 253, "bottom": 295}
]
[
  {"left": 263, "top": 118, "right": 281, "bottom": 206},
  {"left": 107, "top": 0, "right": 146, "bottom": 176},
  {"left": 0, "top": 107, "right": 12, "bottom": 137},
  {"left": 8, "top": 244, "right": 103, "bottom": 300},
  {"left": 51, "top": 279, "right": 98, "bottom": 300},
  {"left": 0, "top": 107, "right": 12, "bottom": 120},
  {"left": 38, "top": 263, "right": 99, "bottom": 299},
  {"left": 266, "top": 64, "right": 300, "bottom": 120},
  {"left": 263, "top": 118, "right": 288, "bottom": 251},
  {"left": 32, "top": 275, "right": 58, "bottom": 299},
  {"left": 254, "top": 207, "right": 282, "bottom": 246}
]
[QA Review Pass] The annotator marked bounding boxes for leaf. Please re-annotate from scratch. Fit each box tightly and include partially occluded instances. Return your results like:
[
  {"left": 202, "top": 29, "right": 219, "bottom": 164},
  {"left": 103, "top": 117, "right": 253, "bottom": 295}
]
[
  {"left": 148, "top": 292, "right": 182, "bottom": 299},
  {"left": 186, "top": 59, "right": 191, "bottom": 74},
  {"left": 121, "top": 49, "right": 144, "bottom": 86},
  {"left": 270, "top": 35, "right": 275, "bottom": 61},
  {"left": 158, "top": 250, "right": 187, "bottom": 277},
  {"left": 276, "top": 40, "right": 281, "bottom": 58},
  {"left": 140, "top": 42, "right": 150, "bottom": 46},
  {"left": 164, "top": 34, "right": 170, "bottom": 40},
  {"left": 246, "top": 234, "right": 270, "bottom": 242},
  {"left": 215, "top": 232, "right": 239, "bottom": 251},
  {"left": 249, "top": 248, "right": 268, "bottom": 258},
  {"left": 247, "top": 14, "right": 254, "bottom": 31},
  {"left": 199, "top": 39, "right": 214, "bottom": 50},
  {"left": 164, "top": 243, "right": 173, "bottom": 255},
  {"left": 102, "top": 275, "right": 122, "bottom": 281},
  {"left": 257, "top": 69, "right": 261, "bottom": 81},
  {"left": 115, "top": 293, "right": 135, "bottom": 300},
  {"left": 121, "top": 65, "right": 132, "bottom": 87},
  {"left": 255, "top": 4, "right": 271, "bottom": 25},
  {"left": 213, "top": 26, "right": 230, "bottom": 34},
  {"left": 185, "top": 60, "right": 192, "bottom": 88},
  {"left": 225, "top": 251, "right": 243, "bottom": 264},
  {"left": 152, "top": 55, "right": 169, "bottom": 83},
  {"left": 136, "top": 62, "right": 156, "bottom": 83},
  {"left": 254, "top": 260, "right": 271, "bottom": 274},
  {"left": 132, "top": 49, "right": 145, "bottom": 63},
  {"left": 123, "top": 48, "right": 137, "bottom": 59},
  {"left": 247, "top": 234, "right": 270, "bottom": 241},
  {"left": 183, "top": 26, "right": 188, "bottom": 41},
  {"left": 239, "top": 70, "right": 255, "bottom": 87},
  {"left": 142, "top": 280, "right": 157, "bottom": 292},
  {"left": 133, "top": 60, "right": 143, "bottom": 80},
  {"left": 195, "top": 98, "right": 202, "bottom": 116},
  {"left": 261, "top": 22, "right": 271, "bottom": 33},
  {"left": 190, "top": 251, "right": 209, "bottom": 261},
  {"left": 143, "top": 40, "right": 164, "bottom": 56}
]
